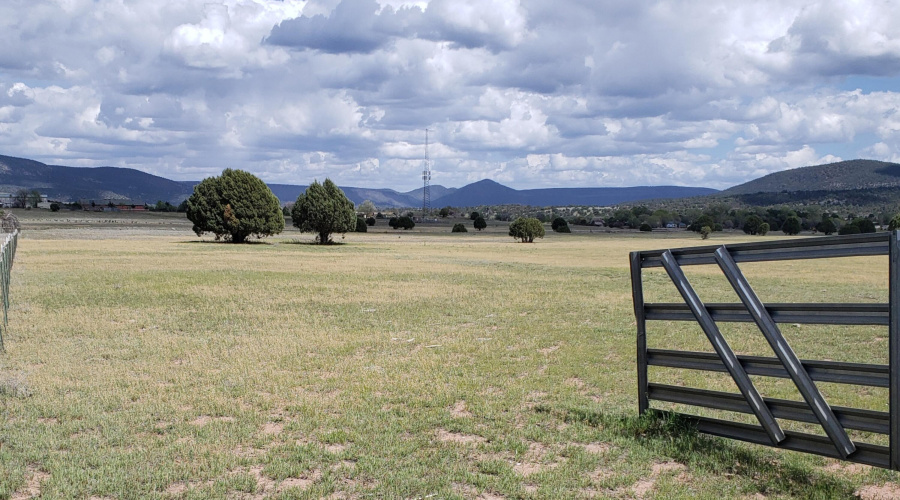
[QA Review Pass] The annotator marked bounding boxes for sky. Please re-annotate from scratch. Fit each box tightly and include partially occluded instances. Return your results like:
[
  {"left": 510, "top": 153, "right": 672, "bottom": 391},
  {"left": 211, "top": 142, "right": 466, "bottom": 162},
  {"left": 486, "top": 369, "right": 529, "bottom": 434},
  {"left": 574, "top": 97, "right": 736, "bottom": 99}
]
[{"left": 1, "top": 0, "right": 899, "bottom": 191}]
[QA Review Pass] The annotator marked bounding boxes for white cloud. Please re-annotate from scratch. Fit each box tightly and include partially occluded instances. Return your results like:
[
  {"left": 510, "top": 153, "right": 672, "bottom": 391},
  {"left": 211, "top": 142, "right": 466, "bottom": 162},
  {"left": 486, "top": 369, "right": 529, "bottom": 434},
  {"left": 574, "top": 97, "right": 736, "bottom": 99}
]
[{"left": 1, "top": 0, "right": 900, "bottom": 191}]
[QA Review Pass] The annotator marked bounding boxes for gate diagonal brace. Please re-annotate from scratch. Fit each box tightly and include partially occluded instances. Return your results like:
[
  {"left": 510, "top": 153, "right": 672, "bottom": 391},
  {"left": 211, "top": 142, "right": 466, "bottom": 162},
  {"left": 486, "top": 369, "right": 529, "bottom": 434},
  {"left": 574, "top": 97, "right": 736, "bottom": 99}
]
[
  {"left": 660, "top": 250, "right": 786, "bottom": 445},
  {"left": 713, "top": 246, "right": 856, "bottom": 458}
]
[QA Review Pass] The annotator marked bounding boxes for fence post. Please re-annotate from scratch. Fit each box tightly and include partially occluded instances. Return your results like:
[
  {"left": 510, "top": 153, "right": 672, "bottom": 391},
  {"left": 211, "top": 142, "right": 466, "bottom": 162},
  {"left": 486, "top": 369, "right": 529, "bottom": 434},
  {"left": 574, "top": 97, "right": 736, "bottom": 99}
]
[
  {"left": 631, "top": 251, "right": 648, "bottom": 414},
  {"left": 890, "top": 230, "right": 900, "bottom": 470}
]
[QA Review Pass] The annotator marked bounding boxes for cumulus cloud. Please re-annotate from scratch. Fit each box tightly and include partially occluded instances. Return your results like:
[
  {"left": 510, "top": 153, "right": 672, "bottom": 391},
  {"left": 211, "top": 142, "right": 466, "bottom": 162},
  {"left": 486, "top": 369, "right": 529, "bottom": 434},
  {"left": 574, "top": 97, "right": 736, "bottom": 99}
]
[
  {"left": 267, "top": 0, "right": 527, "bottom": 53},
  {"left": 0, "top": 0, "right": 900, "bottom": 191}
]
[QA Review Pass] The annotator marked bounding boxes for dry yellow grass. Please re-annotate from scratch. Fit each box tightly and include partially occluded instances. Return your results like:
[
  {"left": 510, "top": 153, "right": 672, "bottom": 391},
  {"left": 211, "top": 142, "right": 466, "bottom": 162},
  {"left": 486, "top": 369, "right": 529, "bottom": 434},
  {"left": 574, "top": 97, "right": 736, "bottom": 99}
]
[{"left": 0, "top": 220, "right": 897, "bottom": 498}]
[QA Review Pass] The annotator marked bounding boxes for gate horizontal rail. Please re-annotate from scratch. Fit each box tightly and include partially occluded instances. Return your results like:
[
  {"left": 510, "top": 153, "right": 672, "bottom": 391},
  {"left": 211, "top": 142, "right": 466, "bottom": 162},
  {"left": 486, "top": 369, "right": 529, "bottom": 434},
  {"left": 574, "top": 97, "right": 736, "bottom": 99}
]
[{"left": 631, "top": 231, "right": 900, "bottom": 469}]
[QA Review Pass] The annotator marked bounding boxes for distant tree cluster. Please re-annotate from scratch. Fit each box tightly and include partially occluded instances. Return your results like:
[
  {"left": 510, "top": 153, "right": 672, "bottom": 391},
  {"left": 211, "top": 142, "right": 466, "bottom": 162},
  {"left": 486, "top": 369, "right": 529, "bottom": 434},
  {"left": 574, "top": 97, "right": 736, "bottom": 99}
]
[
  {"left": 150, "top": 200, "right": 180, "bottom": 212},
  {"left": 838, "top": 218, "right": 877, "bottom": 235},
  {"left": 389, "top": 216, "right": 415, "bottom": 230},
  {"left": 12, "top": 188, "right": 42, "bottom": 209}
]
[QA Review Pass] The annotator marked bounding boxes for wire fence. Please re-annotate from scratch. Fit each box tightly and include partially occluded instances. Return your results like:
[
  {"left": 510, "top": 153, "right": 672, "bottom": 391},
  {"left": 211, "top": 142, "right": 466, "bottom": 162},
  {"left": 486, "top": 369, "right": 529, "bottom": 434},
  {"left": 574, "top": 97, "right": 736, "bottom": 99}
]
[{"left": 0, "top": 229, "right": 19, "bottom": 351}]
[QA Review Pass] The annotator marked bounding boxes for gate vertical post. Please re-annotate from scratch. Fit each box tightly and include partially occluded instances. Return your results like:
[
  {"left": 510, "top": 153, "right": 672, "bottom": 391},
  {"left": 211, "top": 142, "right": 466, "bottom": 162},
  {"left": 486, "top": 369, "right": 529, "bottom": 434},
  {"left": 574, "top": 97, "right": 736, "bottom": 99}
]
[
  {"left": 631, "top": 251, "right": 648, "bottom": 414},
  {"left": 891, "top": 231, "right": 900, "bottom": 470}
]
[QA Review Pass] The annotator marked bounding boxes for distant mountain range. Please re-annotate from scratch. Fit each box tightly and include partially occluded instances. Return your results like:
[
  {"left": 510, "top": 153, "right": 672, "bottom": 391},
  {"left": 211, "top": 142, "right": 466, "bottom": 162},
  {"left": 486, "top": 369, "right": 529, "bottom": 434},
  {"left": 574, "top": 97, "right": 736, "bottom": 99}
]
[
  {"left": 9, "top": 154, "right": 896, "bottom": 210},
  {"left": 0, "top": 154, "right": 718, "bottom": 208}
]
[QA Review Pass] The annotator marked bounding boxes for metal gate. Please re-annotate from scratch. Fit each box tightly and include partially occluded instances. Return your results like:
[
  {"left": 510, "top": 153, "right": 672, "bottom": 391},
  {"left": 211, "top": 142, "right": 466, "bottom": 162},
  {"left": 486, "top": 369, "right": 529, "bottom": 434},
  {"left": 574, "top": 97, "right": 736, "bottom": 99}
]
[{"left": 630, "top": 232, "right": 900, "bottom": 469}]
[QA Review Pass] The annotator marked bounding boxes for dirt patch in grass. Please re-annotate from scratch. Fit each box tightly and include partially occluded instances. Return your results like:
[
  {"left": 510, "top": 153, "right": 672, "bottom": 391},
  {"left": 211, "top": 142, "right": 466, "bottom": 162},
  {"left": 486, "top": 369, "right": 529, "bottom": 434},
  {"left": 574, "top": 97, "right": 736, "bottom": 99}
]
[
  {"left": 262, "top": 422, "right": 284, "bottom": 435},
  {"left": 190, "top": 415, "right": 235, "bottom": 426},
  {"left": 278, "top": 470, "right": 321, "bottom": 491},
  {"left": 437, "top": 429, "right": 486, "bottom": 444},
  {"left": 330, "top": 460, "right": 357, "bottom": 471},
  {"left": 513, "top": 441, "right": 562, "bottom": 477},
  {"left": 538, "top": 345, "right": 559, "bottom": 355},
  {"left": 581, "top": 442, "right": 611, "bottom": 454},
  {"left": 628, "top": 461, "right": 688, "bottom": 499},
  {"left": 565, "top": 377, "right": 586, "bottom": 389},
  {"left": 855, "top": 483, "right": 900, "bottom": 500},
  {"left": 589, "top": 466, "right": 615, "bottom": 483},
  {"left": 164, "top": 479, "right": 214, "bottom": 495},
  {"left": 11, "top": 466, "right": 50, "bottom": 500},
  {"left": 232, "top": 445, "right": 263, "bottom": 458},
  {"left": 453, "top": 483, "right": 479, "bottom": 497},
  {"left": 823, "top": 460, "right": 871, "bottom": 475},
  {"left": 450, "top": 400, "right": 473, "bottom": 418},
  {"left": 245, "top": 465, "right": 276, "bottom": 493},
  {"left": 325, "top": 443, "right": 347, "bottom": 453}
]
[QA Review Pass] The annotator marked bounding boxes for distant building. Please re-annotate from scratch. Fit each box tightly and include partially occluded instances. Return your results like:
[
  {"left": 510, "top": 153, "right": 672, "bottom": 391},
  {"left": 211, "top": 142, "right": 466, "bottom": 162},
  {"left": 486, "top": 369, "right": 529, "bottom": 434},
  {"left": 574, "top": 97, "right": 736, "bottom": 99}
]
[
  {"left": 0, "top": 192, "right": 48, "bottom": 208},
  {"left": 79, "top": 199, "right": 147, "bottom": 211}
]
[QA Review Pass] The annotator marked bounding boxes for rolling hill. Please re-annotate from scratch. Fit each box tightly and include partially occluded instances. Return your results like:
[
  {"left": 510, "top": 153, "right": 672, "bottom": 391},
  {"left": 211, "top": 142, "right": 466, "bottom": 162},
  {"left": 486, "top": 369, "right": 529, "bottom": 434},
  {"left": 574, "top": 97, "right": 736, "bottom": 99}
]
[
  {"left": 431, "top": 179, "right": 718, "bottom": 207},
  {"left": 0, "top": 155, "right": 195, "bottom": 203},
  {"left": 721, "top": 159, "right": 900, "bottom": 195}
]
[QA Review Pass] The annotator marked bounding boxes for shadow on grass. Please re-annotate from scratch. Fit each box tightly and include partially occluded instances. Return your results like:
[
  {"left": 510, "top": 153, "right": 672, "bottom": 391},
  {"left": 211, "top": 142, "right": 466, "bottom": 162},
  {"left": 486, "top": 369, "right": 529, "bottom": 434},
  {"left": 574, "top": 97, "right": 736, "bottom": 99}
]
[
  {"left": 279, "top": 238, "right": 347, "bottom": 246},
  {"left": 176, "top": 239, "right": 275, "bottom": 245},
  {"left": 546, "top": 406, "right": 859, "bottom": 498}
]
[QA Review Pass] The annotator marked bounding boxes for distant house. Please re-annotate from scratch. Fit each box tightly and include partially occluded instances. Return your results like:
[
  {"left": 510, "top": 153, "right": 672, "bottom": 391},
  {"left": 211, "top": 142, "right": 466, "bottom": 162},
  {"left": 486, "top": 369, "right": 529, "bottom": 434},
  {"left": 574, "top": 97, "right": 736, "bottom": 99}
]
[
  {"left": 79, "top": 199, "right": 147, "bottom": 211},
  {"left": 590, "top": 218, "right": 605, "bottom": 226}
]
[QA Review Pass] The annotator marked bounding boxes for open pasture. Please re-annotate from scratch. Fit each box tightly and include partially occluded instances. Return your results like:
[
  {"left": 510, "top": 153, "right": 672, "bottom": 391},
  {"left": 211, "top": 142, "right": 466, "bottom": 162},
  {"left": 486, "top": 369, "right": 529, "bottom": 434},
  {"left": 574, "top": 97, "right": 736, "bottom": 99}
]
[{"left": 1, "top": 216, "right": 899, "bottom": 499}]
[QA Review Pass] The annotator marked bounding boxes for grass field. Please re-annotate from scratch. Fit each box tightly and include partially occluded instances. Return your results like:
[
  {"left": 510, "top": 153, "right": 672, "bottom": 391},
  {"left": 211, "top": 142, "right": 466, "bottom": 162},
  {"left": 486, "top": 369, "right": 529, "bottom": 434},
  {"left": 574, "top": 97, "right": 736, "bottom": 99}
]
[{"left": 1, "top": 211, "right": 899, "bottom": 499}]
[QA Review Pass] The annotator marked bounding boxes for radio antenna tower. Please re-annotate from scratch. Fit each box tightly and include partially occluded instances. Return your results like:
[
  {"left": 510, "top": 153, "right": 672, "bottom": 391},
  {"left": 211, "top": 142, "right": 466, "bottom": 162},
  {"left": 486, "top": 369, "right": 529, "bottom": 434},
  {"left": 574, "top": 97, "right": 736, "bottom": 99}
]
[{"left": 422, "top": 128, "right": 432, "bottom": 215}]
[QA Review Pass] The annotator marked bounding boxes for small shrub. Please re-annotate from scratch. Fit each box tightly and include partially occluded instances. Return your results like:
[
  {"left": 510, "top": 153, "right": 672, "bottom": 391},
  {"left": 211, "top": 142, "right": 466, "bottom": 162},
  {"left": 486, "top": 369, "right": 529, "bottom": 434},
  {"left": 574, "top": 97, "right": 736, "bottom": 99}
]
[
  {"left": 639, "top": 223, "right": 653, "bottom": 232},
  {"left": 389, "top": 217, "right": 399, "bottom": 229},
  {"left": 854, "top": 218, "right": 877, "bottom": 233},
  {"left": 355, "top": 217, "right": 368, "bottom": 232},
  {"left": 782, "top": 216, "right": 802, "bottom": 235},
  {"left": 889, "top": 214, "right": 900, "bottom": 231},
  {"left": 397, "top": 216, "right": 415, "bottom": 230},
  {"left": 552, "top": 217, "right": 571, "bottom": 233},
  {"left": 839, "top": 224, "right": 862, "bottom": 235},
  {"left": 688, "top": 215, "right": 715, "bottom": 233},
  {"left": 50, "top": 203, "right": 60, "bottom": 212},
  {"left": 452, "top": 223, "right": 467, "bottom": 233},
  {"left": 700, "top": 226, "right": 711, "bottom": 239},
  {"left": 817, "top": 218, "right": 837, "bottom": 235},
  {"left": 509, "top": 217, "right": 545, "bottom": 243},
  {"left": 366, "top": 217, "right": 376, "bottom": 226},
  {"left": 743, "top": 215, "right": 763, "bottom": 235},
  {"left": 758, "top": 222, "right": 770, "bottom": 236}
]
